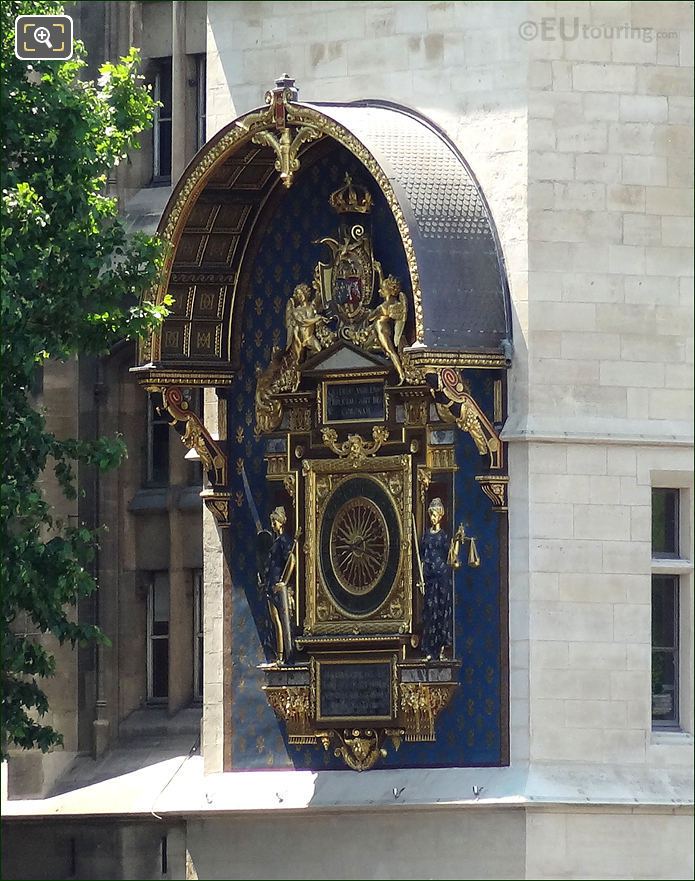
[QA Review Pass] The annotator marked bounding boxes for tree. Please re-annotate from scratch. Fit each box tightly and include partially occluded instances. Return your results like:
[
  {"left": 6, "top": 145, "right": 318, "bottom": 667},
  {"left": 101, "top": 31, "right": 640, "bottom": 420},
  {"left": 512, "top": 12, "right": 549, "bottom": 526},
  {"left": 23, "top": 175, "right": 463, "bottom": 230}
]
[{"left": 1, "top": 0, "right": 167, "bottom": 754}]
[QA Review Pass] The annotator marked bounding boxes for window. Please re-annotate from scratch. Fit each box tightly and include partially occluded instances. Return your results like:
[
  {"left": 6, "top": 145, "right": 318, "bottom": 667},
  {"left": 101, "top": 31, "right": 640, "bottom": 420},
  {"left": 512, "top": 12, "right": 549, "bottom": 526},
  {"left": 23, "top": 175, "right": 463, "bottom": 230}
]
[
  {"left": 651, "top": 487, "right": 692, "bottom": 730},
  {"left": 146, "top": 394, "right": 170, "bottom": 486},
  {"left": 194, "top": 54, "right": 206, "bottom": 152},
  {"left": 193, "top": 570, "right": 204, "bottom": 702},
  {"left": 652, "top": 488, "right": 679, "bottom": 558},
  {"left": 153, "top": 58, "right": 172, "bottom": 182},
  {"left": 147, "top": 572, "right": 170, "bottom": 702},
  {"left": 652, "top": 575, "right": 679, "bottom": 726}
]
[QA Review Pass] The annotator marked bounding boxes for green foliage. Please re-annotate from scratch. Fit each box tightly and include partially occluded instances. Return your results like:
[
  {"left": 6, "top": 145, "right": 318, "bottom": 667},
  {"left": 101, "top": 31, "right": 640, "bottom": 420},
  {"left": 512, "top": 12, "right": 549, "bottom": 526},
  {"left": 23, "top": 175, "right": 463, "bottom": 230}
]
[{"left": 1, "top": 0, "right": 166, "bottom": 754}]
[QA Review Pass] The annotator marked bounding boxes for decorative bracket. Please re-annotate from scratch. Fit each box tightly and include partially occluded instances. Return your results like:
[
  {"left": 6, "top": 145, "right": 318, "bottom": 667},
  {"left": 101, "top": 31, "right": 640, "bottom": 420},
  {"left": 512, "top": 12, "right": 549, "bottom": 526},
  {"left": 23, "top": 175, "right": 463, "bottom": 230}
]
[
  {"left": 202, "top": 490, "right": 232, "bottom": 528},
  {"left": 427, "top": 367, "right": 503, "bottom": 470},
  {"left": 251, "top": 125, "right": 322, "bottom": 189},
  {"left": 475, "top": 475, "right": 509, "bottom": 512},
  {"left": 238, "top": 74, "right": 321, "bottom": 189},
  {"left": 326, "top": 728, "right": 394, "bottom": 772},
  {"left": 321, "top": 426, "right": 389, "bottom": 468},
  {"left": 147, "top": 385, "right": 228, "bottom": 487}
]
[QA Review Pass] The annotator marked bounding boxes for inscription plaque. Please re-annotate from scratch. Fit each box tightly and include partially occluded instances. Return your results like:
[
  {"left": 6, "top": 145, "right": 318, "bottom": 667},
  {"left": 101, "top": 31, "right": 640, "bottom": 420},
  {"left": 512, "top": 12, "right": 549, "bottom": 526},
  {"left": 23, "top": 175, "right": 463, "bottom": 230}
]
[
  {"left": 318, "top": 661, "right": 392, "bottom": 720},
  {"left": 325, "top": 382, "right": 385, "bottom": 423}
]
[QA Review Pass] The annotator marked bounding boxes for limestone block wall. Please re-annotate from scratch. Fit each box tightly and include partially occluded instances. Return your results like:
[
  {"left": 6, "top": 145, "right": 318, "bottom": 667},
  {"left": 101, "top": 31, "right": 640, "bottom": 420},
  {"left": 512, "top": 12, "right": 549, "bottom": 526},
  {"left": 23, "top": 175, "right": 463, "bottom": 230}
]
[
  {"left": 523, "top": 0, "right": 693, "bottom": 441},
  {"left": 34, "top": 359, "right": 81, "bottom": 756},
  {"left": 521, "top": 0, "right": 694, "bottom": 776}
]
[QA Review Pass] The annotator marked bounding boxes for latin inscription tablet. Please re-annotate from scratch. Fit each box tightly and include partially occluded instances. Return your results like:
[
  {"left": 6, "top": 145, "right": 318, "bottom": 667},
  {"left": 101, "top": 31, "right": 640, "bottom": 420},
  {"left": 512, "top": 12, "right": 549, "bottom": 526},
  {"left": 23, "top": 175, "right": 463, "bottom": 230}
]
[
  {"left": 319, "top": 661, "right": 392, "bottom": 720},
  {"left": 325, "top": 382, "right": 384, "bottom": 423}
]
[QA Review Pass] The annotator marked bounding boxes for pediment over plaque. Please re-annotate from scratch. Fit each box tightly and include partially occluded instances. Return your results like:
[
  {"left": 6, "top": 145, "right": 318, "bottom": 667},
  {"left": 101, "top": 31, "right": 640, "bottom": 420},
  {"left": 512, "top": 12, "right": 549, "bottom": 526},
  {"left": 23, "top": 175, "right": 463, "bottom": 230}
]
[{"left": 302, "top": 341, "right": 389, "bottom": 375}]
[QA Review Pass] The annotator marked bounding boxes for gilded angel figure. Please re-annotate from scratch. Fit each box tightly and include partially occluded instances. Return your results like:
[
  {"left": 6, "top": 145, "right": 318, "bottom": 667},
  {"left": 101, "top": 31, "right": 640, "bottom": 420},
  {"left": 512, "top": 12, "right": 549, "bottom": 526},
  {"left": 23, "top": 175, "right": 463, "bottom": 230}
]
[
  {"left": 284, "top": 283, "right": 327, "bottom": 365},
  {"left": 368, "top": 272, "right": 407, "bottom": 384}
]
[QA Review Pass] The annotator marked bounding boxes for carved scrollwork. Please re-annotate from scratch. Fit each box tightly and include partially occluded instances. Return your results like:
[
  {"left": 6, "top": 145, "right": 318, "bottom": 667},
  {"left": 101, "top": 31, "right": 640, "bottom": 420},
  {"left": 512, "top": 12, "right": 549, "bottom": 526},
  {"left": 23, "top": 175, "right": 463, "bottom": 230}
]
[
  {"left": 202, "top": 492, "right": 231, "bottom": 528},
  {"left": 321, "top": 426, "right": 389, "bottom": 468},
  {"left": 399, "top": 683, "right": 456, "bottom": 742},
  {"left": 147, "top": 385, "right": 228, "bottom": 486},
  {"left": 251, "top": 125, "right": 322, "bottom": 189},
  {"left": 428, "top": 367, "right": 503, "bottom": 470},
  {"left": 475, "top": 475, "right": 509, "bottom": 511},
  {"left": 331, "top": 728, "right": 386, "bottom": 772},
  {"left": 417, "top": 466, "right": 432, "bottom": 505},
  {"left": 264, "top": 685, "right": 313, "bottom": 740},
  {"left": 283, "top": 474, "right": 296, "bottom": 501}
]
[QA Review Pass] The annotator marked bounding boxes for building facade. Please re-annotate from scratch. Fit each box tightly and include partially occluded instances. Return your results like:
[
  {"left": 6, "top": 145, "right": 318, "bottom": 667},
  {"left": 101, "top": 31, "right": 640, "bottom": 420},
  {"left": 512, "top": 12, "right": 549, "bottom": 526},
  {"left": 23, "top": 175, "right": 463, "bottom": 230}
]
[{"left": 3, "top": 2, "right": 694, "bottom": 879}]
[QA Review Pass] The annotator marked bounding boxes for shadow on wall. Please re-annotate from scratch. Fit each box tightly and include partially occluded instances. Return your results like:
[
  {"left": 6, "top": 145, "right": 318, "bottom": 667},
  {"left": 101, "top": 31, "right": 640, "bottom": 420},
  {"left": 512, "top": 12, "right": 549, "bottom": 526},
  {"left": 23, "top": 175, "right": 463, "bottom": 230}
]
[
  {"left": 208, "top": 1, "right": 529, "bottom": 127},
  {"left": 1, "top": 819, "right": 186, "bottom": 881},
  {"left": 183, "top": 808, "right": 526, "bottom": 881}
]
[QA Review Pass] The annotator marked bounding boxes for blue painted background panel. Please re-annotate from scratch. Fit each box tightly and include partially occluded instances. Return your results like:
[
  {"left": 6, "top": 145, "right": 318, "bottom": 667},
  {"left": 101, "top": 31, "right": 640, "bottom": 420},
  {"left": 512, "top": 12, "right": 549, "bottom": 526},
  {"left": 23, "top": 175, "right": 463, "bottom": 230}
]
[{"left": 225, "top": 147, "right": 505, "bottom": 769}]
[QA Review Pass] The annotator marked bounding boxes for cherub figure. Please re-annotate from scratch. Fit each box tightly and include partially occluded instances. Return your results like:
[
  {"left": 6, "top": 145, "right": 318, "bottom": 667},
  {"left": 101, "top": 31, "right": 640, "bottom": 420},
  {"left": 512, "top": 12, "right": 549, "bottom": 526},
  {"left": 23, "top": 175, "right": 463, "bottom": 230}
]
[
  {"left": 368, "top": 274, "right": 407, "bottom": 384},
  {"left": 284, "top": 283, "right": 327, "bottom": 365}
]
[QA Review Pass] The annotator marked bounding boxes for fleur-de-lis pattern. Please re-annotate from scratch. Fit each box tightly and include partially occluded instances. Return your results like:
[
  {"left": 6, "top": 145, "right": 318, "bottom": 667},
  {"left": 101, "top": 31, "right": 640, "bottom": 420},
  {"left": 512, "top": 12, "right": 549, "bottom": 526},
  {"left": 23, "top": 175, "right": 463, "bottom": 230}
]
[{"left": 224, "top": 148, "right": 504, "bottom": 769}]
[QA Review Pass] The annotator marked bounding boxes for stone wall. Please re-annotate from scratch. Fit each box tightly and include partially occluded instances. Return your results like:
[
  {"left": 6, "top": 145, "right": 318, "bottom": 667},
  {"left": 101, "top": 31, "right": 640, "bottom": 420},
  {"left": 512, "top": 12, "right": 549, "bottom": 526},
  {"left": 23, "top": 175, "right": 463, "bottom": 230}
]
[{"left": 521, "top": 0, "right": 694, "bottom": 777}]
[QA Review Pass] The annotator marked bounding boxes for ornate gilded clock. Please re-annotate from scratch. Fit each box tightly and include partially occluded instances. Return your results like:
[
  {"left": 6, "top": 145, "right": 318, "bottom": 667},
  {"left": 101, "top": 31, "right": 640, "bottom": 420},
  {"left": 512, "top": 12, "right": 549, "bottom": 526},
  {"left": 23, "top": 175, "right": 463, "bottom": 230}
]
[{"left": 252, "top": 176, "right": 499, "bottom": 770}]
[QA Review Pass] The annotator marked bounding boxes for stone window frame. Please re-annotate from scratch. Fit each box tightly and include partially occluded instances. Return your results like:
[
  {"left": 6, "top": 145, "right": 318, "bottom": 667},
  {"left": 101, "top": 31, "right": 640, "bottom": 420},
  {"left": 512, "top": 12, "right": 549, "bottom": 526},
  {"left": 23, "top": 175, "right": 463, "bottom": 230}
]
[
  {"left": 147, "top": 571, "right": 170, "bottom": 704},
  {"left": 651, "top": 472, "right": 694, "bottom": 738},
  {"left": 152, "top": 56, "right": 173, "bottom": 184}
]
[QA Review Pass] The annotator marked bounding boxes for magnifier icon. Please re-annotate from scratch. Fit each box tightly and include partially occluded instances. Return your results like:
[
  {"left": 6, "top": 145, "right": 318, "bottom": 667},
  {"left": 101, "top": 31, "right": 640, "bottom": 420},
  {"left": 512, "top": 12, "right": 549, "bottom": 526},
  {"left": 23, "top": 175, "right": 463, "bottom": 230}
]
[{"left": 34, "top": 25, "right": 52, "bottom": 48}]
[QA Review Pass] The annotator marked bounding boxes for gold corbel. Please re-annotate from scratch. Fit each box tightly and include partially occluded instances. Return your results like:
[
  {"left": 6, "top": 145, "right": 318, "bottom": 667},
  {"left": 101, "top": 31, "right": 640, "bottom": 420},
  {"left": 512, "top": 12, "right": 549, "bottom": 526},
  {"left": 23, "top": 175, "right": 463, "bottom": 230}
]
[
  {"left": 149, "top": 385, "right": 228, "bottom": 486},
  {"left": 331, "top": 728, "right": 387, "bottom": 772},
  {"left": 202, "top": 491, "right": 231, "bottom": 528},
  {"left": 417, "top": 466, "right": 432, "bottom": 505},
  {"left": 263, "top": 685, "right": 313, "bottom": 740},
  {"left": 283, "top": 473, "right": 296, "bottom": 501},
  {"left": 475, "top": 475, "right": 509, "bottom": 512},
  {"left": 399, "top": 683, "right": 456, "bottom": 742},
  {"left": 429, "top": 368, "right": 503, "bottom": 469}
]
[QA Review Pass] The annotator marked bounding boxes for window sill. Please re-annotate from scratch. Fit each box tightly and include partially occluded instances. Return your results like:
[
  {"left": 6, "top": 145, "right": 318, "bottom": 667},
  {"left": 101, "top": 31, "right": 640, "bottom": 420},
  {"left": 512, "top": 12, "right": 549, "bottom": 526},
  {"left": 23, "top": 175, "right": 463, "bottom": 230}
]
[
  {"left": 650, "top": 730, "right": 693, "bottom": 746},
  {"left": 128, "top": 487, "right": 169, "bottom": 513},
  {"left": 651, "top": 558, "right": 693, "bottom": 575}
]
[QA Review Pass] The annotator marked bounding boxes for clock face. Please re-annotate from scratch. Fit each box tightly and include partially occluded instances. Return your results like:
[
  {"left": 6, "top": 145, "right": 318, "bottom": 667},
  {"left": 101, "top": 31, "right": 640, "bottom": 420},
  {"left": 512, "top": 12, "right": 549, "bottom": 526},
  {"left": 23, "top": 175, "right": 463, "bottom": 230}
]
[{"left": 319, "top": 476, "right": 401, "bottom": 616}]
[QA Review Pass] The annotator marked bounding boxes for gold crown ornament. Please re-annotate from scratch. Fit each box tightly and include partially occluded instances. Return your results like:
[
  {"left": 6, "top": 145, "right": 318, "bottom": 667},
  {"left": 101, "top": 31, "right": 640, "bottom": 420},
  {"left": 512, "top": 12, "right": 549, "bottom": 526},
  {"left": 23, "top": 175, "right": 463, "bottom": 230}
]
[{"left": 328, "top": 174, "right": 374, "bottom": 214}]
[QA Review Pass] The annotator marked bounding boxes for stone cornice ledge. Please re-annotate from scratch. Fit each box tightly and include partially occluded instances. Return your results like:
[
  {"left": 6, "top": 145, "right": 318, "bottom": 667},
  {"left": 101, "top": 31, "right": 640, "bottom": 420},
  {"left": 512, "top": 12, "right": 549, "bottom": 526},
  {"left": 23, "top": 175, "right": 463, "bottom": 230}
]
[
  {"left": 501, "top": 416, "right": 693, "bottom": 447},
  {"left": 2, "top": 761, "right": 692, "bottom": 818}
]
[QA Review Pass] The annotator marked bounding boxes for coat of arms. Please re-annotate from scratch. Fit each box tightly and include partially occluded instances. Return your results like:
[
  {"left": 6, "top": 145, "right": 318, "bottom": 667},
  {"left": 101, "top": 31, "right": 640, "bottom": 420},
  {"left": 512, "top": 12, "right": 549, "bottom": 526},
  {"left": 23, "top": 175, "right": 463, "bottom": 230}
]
[
  {"left": 254, "top": 174, "right": 410, "bottom": 433},
  {"left": 314, "top": 174, "right": 375, "bottom": 330}
]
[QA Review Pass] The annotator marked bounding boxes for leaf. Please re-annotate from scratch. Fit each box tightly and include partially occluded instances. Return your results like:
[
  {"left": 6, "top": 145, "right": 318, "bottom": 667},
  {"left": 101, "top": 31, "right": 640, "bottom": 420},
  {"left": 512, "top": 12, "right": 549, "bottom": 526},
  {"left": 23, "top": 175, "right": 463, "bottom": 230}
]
[{"left": 1, "top": 0, "right": 164, "bottom": 757}]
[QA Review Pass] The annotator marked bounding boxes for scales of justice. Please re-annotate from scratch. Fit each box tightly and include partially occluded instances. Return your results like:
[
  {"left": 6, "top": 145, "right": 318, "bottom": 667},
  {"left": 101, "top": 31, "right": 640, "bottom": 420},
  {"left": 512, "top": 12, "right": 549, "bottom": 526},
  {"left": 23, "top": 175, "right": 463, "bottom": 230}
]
[{"left": 248, "top": 175, "right": 482, "bottom": 771}]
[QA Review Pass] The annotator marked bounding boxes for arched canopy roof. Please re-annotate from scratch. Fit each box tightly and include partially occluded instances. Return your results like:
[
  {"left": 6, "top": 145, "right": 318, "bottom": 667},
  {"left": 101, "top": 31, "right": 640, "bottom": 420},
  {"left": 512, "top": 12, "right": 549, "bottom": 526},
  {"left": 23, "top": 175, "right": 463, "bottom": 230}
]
[{"left": 135, "top": 79, "right": 511, "bottom": 385}]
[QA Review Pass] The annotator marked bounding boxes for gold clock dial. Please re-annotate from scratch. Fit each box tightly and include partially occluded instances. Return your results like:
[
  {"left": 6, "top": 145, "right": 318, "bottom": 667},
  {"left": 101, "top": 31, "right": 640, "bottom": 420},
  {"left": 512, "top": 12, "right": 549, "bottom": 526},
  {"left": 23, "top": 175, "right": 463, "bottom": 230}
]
[
  {"left": 329, "top": 496, "right": 388, "bottom": 596},
  {"left": 319, "top": 475, "right": 402, "bottom": 617}
]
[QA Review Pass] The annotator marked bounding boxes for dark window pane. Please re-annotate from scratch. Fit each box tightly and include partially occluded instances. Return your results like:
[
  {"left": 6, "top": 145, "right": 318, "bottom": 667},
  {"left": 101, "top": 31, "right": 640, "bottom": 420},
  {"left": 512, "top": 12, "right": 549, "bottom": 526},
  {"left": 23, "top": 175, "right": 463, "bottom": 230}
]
[
  {"left": 158, "top": 59, "right": 172, "bottom": 116},
  {"left": 152, "top": 639, "right": 169, "bottom": 699},
  {"left": 152, "top": 621, "right": 169, "bottom": 637},
  {"left": 652, "top": 651, "right": 677, "bottom": 722},
  {"left": 652, "top": 575, "right": 679, "bottom": 726},
  {"left": 652, "top": 576, "right": 677, "bottom": 649},
  {"left": 151, "top": 421, "right": 170, "bottom": 485},
  {"left": 153, "top": 574, "right": 169, "bottom": 620},
  {"left": 652, "top": 489, "right": 678, "bottom": 557},
  {"left": 157, "top": 120, "right": 172, "bottom": 179},
  {"left": 197, "top": 636, "right": 204, "bottom": 698}
]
